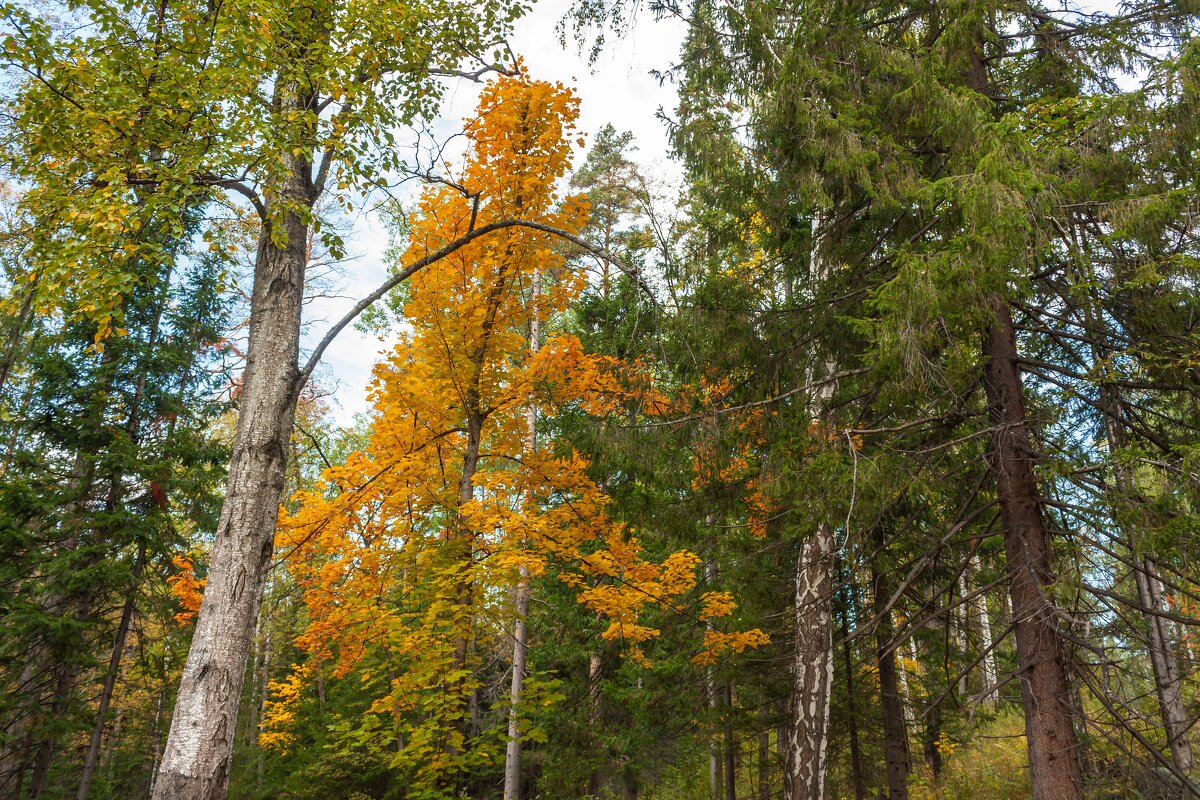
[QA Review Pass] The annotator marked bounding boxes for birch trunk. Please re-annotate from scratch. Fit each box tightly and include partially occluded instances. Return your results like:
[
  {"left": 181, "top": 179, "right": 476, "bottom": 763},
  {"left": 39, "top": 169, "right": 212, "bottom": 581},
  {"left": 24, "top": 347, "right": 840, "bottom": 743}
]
[
  {"left": 784, "top": 521, "right": 835, "bottom": 800},
  {"left": 956, "top": 573, "right": 969, "bottom": 696},
  {"left": 970, "top": 555, "right": 999, "bottom": 708},
  {"left": 783, "top": 216, "right": 837, "bottom": 800}
]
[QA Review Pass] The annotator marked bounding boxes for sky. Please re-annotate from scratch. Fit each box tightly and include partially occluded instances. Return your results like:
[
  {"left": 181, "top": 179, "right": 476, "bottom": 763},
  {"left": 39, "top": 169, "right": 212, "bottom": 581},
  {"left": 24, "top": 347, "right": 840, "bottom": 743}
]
[{"left": 307, "top": 0, "right": 687, "bottom": 424}]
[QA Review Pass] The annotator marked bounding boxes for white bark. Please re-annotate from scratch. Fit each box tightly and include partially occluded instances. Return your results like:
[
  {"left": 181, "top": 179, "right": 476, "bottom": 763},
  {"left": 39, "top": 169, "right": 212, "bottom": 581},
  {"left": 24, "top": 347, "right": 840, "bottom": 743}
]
[
  {"left": 783, "top": 215, "right": 838, "bottom": 800},
  {"left": 503, "top": 269, "right": 539, "bottom": 800},
  {"left": 971, "top": 556, "right": 999, "bottom": 708},
  {"left": 152, "top": 145, "right": 311, "bottom": 800}
]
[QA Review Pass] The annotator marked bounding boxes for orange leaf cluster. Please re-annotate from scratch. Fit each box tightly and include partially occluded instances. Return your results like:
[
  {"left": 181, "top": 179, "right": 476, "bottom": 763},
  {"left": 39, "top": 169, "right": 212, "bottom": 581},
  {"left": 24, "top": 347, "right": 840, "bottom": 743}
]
[
  {"left": 262, "top": 73, "right": 702, "bottom": 779},
  {"left": 166, "top": 556, "right": 205, "bottom": 626}
]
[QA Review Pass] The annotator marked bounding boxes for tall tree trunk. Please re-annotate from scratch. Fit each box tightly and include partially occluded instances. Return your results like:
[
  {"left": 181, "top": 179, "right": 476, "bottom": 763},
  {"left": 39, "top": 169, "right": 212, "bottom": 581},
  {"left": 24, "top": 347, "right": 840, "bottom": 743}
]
[
  {"left": 784, "top": 521, "right": 835, "bottom": 800},
  {"left": 587, "top": 650, "right": 605, "bottom": 797},
  {"left": 756, "top": 729, "right": 770, "bottom": 800},
  {"left": 784, "top": 215, "right": 839, "bottom": 800},
  {"left": 503, "top": 270, "right": 540, "bottom": 800},
  {"left": 151, "top": 145, "right": 312, "bottom": 800},
  {"left": 724, "top": 680, "right": 737, "bottom": 800},
  {"left": 76, "top": 563, "right": 141, "bottom": 800},
  {"left": 956, "top": 572, "right": 970, "bottom": 696},
  {"left": 254, "top": 611, "right": 272, "bottom": 792},
  {"left": 707, "top": 558, "right": 723, "bottom": 800},
  {"left": 982, "top": 296, "right": 1083, "bottom": 800},
  {"left": 28, "top": 591, "right": 92, "bottom": 799},
  {"left": 1135, "top": 555, "right": 1193, "bottom": 774},
  {"left": 839, "top": 574, "right": 867, "bottom": 800},
  {"left": 871, "top": 531, "right": 909, "bottom": 800},
  {"left": 26, "top": 667, "right": 73, "bottom": 799}
]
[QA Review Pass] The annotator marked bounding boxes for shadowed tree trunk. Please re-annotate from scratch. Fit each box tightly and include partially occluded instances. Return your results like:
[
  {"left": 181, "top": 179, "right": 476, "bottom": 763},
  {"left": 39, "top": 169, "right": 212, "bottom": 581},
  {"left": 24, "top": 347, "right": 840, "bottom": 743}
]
[
  {"left": 982, "top": 296, "right": 1083, "bottom": 800},
  {"left": 872, "top": 526, "right": 909, "bottom": 800},
  {"left": 838, "top": 569, "right": 867, "bottom": 800}
]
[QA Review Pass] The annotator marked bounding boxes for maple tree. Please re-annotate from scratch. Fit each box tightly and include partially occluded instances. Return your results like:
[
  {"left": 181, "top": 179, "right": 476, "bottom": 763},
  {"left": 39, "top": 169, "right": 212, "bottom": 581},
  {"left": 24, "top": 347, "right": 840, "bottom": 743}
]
[{"left": 257, "top": 74, "right": 762, "bottom": 796}]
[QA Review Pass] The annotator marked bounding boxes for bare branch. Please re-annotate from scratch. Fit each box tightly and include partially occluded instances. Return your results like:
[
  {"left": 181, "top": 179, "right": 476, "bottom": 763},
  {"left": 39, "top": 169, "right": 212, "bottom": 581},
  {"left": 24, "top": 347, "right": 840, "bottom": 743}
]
[{"left": 297, "top": 218, "right": 651, "bottom": 387}]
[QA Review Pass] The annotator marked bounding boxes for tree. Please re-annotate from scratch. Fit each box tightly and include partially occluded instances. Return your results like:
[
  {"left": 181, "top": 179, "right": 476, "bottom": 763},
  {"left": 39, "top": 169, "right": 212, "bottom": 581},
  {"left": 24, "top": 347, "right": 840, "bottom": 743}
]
[
  {"left": 0, "top": 2, "right": 615, "bottom": 795},
  {"left": 258, "top": 75, "right": 755, "bottom": 797},
  {"left": 0, "top": 198, "right": 233, "bottom": 798}
]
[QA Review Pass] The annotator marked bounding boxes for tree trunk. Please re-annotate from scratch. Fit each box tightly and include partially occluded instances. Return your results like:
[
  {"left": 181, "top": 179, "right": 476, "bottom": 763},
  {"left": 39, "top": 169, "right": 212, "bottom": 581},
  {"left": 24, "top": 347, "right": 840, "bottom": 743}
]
[
  {"left": 28, "top": 635, "right": 82, "bottom": 798},
  {"left": 255, "top": 613, "right": 272, "bottom": 791},
  {"left": 956, "top": 572, "right": 969, "bottom": 696},
  {"left": 151, "top": 147, "right": 311, "bottom": 800},
  {"left": 503, "top": 267, "right": 540, "bottom": 800},
  {"left": 587, "top": 650, "right": 605, "bottom": 797},
  {"left": 707, "top": 558, "right": 723, "bottom": 800},
  {"left": 784, "top": 522, "right": 835, "bottom": 800},
  {"left": 982, "top": 295, "right": 1083, "bottom": 800},
  {"left": 76, "top": 577, "right": 140, "bottom": 800},
  {"left": 839, "top": 576, "right": 867, "bottom": 800},
  {"left": 724, "top": 680, "right": 737, "bottom": 800},
  {"left": 503, "top": 574, "right": 531, "bottom": 800},
  {"left": 1135, "top": 556, "right": 1193, "bottom": 774},
  {"left": 871, "top": 538, "right": 909, "bottom": 800},
  {"left": 756, "top": 729, "right": 770, "bottom": 800},
  {"left": 971, "top": 555, "right": 999, "bottom": 708},
  {"left": 78, "top": 261, "right": 168, "bottom": 800},
  {"left": 784, "top": 216, "right": 837, "bottom": 800}
]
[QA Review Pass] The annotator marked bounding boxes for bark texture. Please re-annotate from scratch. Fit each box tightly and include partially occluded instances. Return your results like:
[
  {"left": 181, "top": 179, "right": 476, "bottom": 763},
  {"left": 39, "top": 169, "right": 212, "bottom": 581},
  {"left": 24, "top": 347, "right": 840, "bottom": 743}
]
[
  {"left": 151, "top": 152, "right": 310, "bottom": 800},
  {"left": 784, "top": 217, "right": 837, "bottom": 800},
  {"left": 982, "top": 296, "right": 1083, "bottom": 800},
  {"left": 784, "top": 522, "right": 835, "bottom": 800}
]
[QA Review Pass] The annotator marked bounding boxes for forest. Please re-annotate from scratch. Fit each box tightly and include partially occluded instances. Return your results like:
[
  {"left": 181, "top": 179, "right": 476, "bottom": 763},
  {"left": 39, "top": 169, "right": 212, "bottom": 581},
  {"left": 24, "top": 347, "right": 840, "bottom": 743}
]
[{"left": 0, "top": 0, "right": 1197, "bottom": 799}]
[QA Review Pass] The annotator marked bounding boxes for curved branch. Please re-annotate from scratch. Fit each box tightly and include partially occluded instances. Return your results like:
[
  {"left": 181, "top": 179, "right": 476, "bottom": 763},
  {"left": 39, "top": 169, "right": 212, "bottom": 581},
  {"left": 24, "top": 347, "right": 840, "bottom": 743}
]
[
  {"left": 206, "top": 176, "right": 266, "bottom": 220},
  {"left": 297, "top": 218, "right": 651, "bottom": 387}
]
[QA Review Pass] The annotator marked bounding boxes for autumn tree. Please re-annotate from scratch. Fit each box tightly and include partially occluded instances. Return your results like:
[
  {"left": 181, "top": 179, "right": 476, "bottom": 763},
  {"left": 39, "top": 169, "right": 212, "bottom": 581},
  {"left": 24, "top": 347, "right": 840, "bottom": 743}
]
[
  {"left": 255, "top": 74, "right": 762, "bottom": 798},
  {"left": 0, "top": 1, "right": 628, "bottom": 796}
]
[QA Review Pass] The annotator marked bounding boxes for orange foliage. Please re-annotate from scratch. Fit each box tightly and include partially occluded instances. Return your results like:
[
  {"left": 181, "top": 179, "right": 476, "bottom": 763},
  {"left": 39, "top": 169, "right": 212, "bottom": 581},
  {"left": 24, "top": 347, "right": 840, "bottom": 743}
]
[
  {"left": 262, "top": 73, "right": 709, "bottom": 780},
  {"left": 167, "top": 556, "right": 205, "bottom": 626}
]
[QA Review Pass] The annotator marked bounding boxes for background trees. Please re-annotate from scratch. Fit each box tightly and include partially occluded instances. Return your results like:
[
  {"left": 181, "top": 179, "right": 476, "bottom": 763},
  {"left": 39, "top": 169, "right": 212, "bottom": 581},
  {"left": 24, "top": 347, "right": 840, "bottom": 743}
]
[{"left": 1, "top": 0, "right": 1199, "bottom": 799}]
